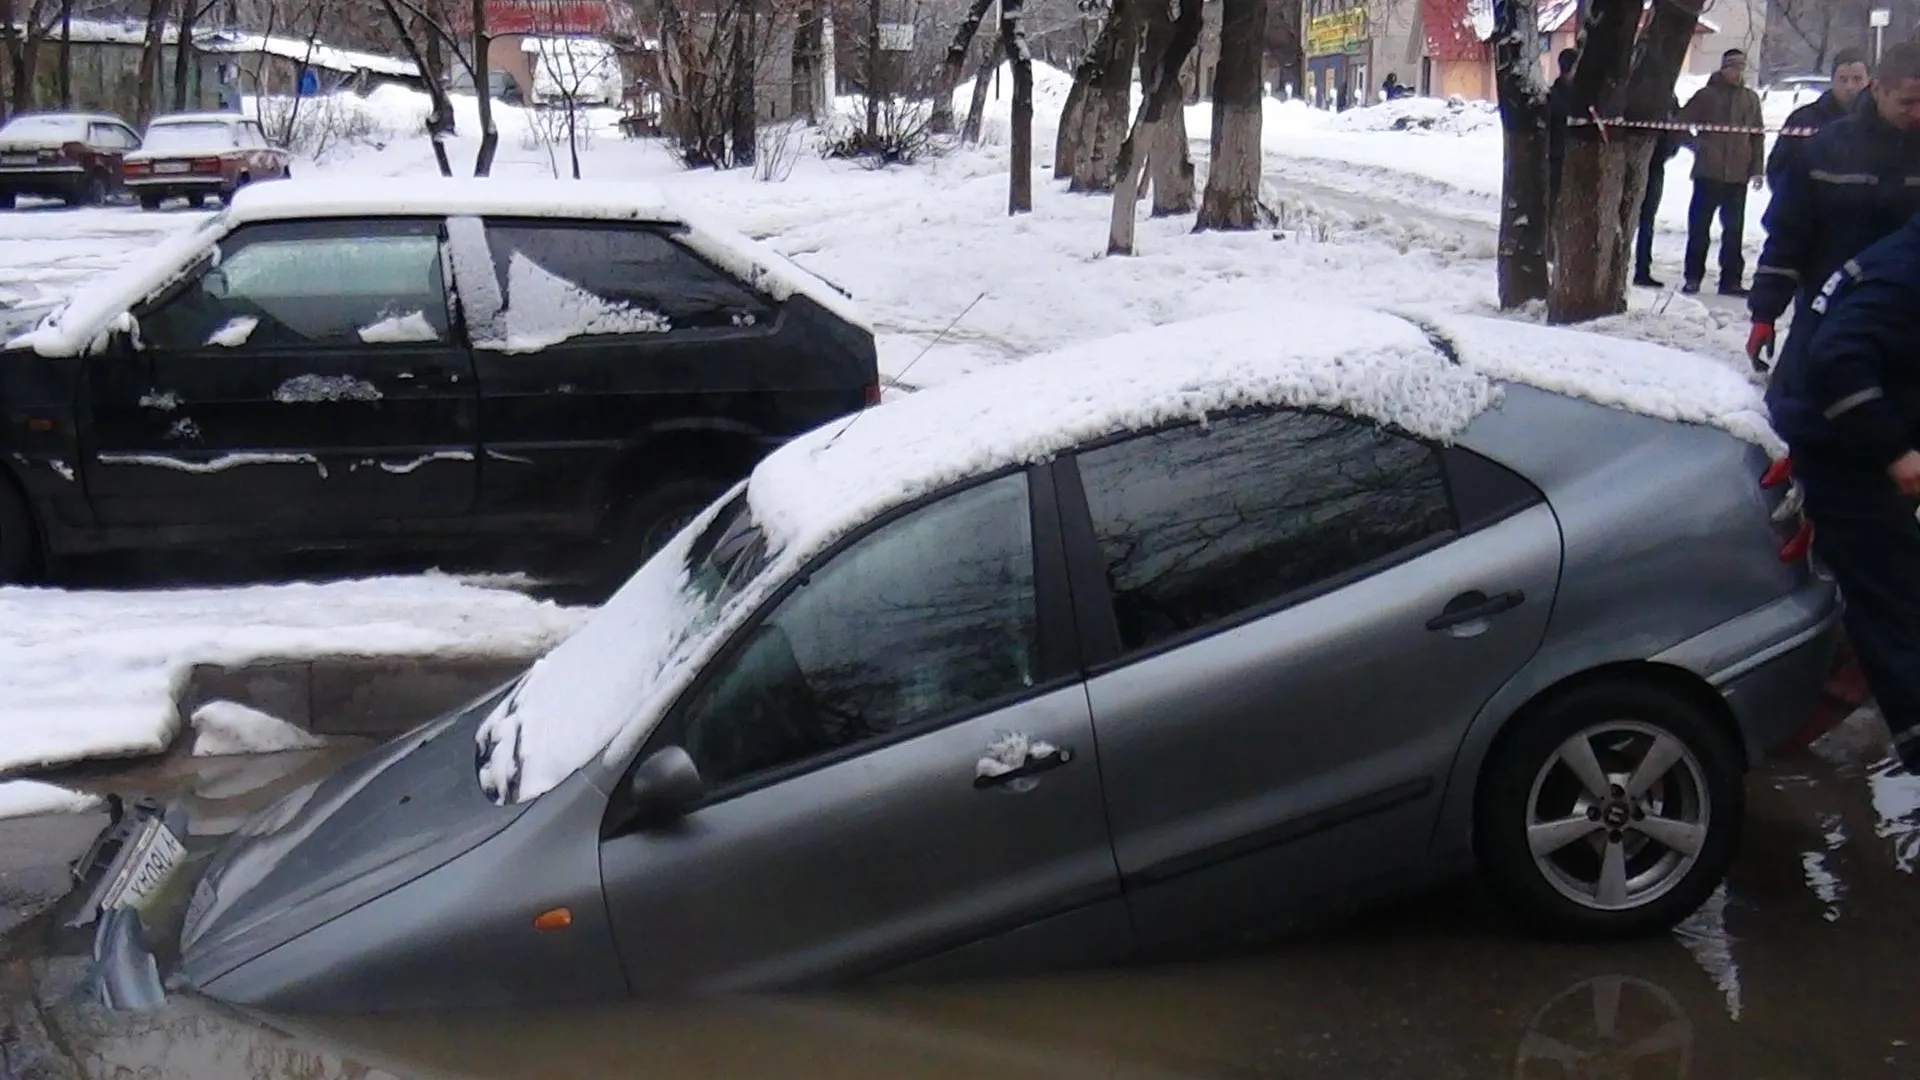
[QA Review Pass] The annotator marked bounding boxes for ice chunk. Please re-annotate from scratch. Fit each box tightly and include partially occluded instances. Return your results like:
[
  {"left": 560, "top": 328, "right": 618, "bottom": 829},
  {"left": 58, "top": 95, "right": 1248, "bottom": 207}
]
[
  {"left": 357, "top": 309, "right": 440, "bottom": 344},
  {"left": 274, "top": 374, "right": 383, "bottom": 403},
  {"left": 190, "top": 700, "right": 328, "bottom": 757},
  {"left": 205, "top": 315, "right": 257, "bottom": 348}
]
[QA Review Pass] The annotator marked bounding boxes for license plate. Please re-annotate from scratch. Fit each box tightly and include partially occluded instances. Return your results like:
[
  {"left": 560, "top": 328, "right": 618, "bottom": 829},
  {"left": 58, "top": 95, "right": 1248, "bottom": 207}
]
[
  {"left": 1, "top": 154, "right": 33, "bottom": 165},
  {"left": 154, "top": 161, "right": 190, "bottom": 174},
  {"left": 97, "top": 816, "right": 187, "bottom": 915}
]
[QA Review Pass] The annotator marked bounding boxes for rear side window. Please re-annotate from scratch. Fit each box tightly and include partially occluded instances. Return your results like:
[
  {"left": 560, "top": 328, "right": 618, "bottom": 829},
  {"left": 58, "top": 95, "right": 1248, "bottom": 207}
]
[
  {"left": 480, "top": 221, "right": 772, "bottom": 349},
  {"left": 1074, "top": 409, "right": 1455, "bottom": 654}
]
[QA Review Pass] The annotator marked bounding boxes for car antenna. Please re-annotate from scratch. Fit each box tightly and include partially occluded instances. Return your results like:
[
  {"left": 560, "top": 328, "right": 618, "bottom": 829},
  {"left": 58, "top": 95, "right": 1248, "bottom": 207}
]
[{"left": 817, "top": 290, "right": 987, "bottom": 454}]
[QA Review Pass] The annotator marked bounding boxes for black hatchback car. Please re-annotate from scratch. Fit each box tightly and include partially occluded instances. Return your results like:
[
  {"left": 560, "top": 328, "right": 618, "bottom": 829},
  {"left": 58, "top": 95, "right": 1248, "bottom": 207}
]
[{"left": 0, "top": 178, "right": 879, "bottom": 588}]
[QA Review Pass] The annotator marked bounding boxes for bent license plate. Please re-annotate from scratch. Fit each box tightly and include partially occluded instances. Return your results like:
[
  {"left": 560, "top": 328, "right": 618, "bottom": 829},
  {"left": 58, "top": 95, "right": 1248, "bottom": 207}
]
[
  {"left": 0, "top": 154, "right": 33, "bottom": 165},
  {"left": 154, "top": 161, "right": 190, "bottom": 174},
  {"left": 98, "top": 816, "right": 187, "bottom": 914}
]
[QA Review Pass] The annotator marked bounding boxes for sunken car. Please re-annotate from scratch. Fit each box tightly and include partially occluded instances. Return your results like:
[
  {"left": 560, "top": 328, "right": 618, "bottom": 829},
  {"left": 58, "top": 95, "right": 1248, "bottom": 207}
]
[
  {"left": 0, "top": 177, "right": 878, "bottom": 587},
  {"left": 163, "top": 305, "right": 1838, "bottom": 1013}
]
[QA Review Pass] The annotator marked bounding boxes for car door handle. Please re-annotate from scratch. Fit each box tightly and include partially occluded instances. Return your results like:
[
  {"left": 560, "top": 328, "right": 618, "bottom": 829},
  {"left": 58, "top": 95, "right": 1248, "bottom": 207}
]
[
  {"left": 974, "top": 745, "right": 1075, "bottom": 789},
  {"left": 1426, "top": 589, "right": 1525, "bottom": 632}
]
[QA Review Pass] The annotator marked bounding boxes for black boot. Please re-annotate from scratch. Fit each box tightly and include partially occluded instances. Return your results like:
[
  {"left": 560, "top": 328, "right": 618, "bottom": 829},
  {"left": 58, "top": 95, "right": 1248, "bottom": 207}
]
[
  {"left": 1681, "top": 279, "right": 1701, "bottom": 295},
  {"left": 1719, "top": 281, "right": 1749, "bottom": 297},
  {"left": 1634, "top": 269, "right": 1665, "bottom": 288}
]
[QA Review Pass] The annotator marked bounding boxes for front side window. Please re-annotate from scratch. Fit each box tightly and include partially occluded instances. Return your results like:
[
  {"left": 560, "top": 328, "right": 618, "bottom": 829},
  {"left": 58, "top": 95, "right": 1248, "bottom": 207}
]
[
  {"left": 1075, "top": 409, "right": 1455, "bottom": 654},
  {"left": 478, "top": 220, "right": 772, "bottom": 350},
  {"left": 676, "top": 472, "right": 1037, "bottom": 791},
  {"left": 140, "top": 221, "right": 449, "bottom": 351}
]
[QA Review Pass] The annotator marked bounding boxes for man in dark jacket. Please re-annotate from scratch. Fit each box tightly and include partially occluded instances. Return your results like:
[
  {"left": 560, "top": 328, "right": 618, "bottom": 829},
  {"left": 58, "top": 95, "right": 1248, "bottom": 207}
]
[
  {"left": 1547, "top": 48, "right": 1578, "bottom": 212},
  {"left": 1749, "top": 43, "right": 1920, "bottom": 373},
  {"left": 1766, "top": 213, "right": 1920, "bottom": 771},
  {"left": 1678, "top": 49, "right": 1767, "bottom": 295},
  {"left": 1632, "top": 94, "right": 1684, "bottom": 288},
  {"left": 1766, "top": 49, "right": 1871, "bottom": 191}
]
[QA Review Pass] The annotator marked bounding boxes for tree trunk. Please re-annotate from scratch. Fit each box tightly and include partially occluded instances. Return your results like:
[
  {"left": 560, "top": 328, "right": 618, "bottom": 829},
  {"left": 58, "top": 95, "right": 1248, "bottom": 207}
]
[
  {"left": 1148, "top": 63, "right": 1193, "bottom": 215},
  {"left": 471, "top": 0, "right": 497, "bottom": 176},
  {"left": 1492, "top": 0, "right": 1549, "bottom": 308},
  {"left": 865, "top": 0, "right": 881, "bottom": 139},
  {"left": 1064, "top": 0, "right": 1138, "bottom": 193},
  {"left": 1107, "top": 0, "right": 1203, "bottom": 255},
  {"left": 728, "top": 13, "right": 757, "bottom": 167},
  {"left": 1546, "top": 0, "right": 1703, "bottom": 323},
  {"left": 171, "top": 0, "right": 196, "bottom": 110},
  {"left": 55, "top": 0, "right": 69, "bottom": 109},
  {"left": 961, "top": 29, "right": 999, "bottom": 144},
  {"left": 1196, "top": 0, "right": 1264, "bottom": 228},
  {"left": 1054, "top": 66, "right": 1088, "bottom": 178},
  {"left": 134, "top": 0, "right": 166, "bottom": 125},
  {"left": 378, "top": 0, "right": 454, "bottom": 175},
  {"left": 932, "top": 0, "right": 995, "bottom": 134},
  {"left": 1004, "top": 0, "right": 1031, "bottom": 214}
]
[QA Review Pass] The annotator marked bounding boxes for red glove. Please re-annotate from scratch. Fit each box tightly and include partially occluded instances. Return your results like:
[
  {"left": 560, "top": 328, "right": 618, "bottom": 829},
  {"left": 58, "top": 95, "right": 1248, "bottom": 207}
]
[{"left": 1747, "top": 322, "right": 1776, "bottom": 371}]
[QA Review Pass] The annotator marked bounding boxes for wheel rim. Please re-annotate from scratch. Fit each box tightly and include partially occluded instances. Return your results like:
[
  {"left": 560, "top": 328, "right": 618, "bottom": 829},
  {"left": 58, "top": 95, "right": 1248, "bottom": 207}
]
[{"left": 1525, "top": 720, "right": 1711, "bottom": 912}]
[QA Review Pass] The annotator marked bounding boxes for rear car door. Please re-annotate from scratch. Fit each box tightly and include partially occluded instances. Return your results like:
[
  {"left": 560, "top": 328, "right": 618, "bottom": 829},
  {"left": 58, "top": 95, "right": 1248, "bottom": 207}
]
[
  {"left": 1057, "top": 408, "right": 1562, "bottom": 948},
  {"left": 78, "top": 217, "right": 479, "bottom": 530},
  {"left": 599, "top": 468, "right": 1129, "bottom": 993},
  {"left": 453, "top": 217, "right": 869, "bottom": 524}
]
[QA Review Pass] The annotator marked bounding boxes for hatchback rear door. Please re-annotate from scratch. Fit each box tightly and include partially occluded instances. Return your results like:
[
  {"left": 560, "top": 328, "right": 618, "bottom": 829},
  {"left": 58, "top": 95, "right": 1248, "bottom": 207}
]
[
  {"left": 597, "top": 467, "right": 1129, "bottom": 992},
  {"left": 1053, "top": 408, "right": 1562, "bottom": 948}
]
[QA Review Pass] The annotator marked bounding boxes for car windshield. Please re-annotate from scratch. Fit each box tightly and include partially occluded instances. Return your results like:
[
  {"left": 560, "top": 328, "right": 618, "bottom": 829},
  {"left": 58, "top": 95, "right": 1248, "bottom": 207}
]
[
  {"left": 1, "top": 116, "right": 83, "bottom": 141},
  {"left": 472, "top": 489, "right": 778, "bottom": 803},
  {"left": 143, "top": 121, "right": 237, "bottom": 152}
]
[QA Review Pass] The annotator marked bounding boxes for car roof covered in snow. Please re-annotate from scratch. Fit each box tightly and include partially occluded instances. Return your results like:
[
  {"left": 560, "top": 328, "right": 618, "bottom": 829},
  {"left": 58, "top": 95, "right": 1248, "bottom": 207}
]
[
  {"left": 146, "top": 112, "right": 251, "bottom": 126},
  {"left": 2, "top": 111, "right": 125, "bottom": 128},
  {"left": 745, "top": 304, "right": 1777, "bottom": 557},
  {"left": 223, "top": 176, "right": 682, "bottom": 226}
]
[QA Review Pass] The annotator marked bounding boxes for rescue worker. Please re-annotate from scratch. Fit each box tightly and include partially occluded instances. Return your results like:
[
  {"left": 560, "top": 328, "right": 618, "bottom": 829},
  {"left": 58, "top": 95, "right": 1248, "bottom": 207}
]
[
  {"left": 1766, "top": 49, "right": 1871, "bottom": 191},
  {"left": 1748, "top": 42, "right": 1920, "bottom": 374},
  {"left": 1632, "top": 93, "right": 1684, "bottom": 289},
  {"left": 1678, "top": 49, "right": 1766, "bottom": 295},
  {"left": 1765, "top": 212, "right": 1920, "bottom": 772}
]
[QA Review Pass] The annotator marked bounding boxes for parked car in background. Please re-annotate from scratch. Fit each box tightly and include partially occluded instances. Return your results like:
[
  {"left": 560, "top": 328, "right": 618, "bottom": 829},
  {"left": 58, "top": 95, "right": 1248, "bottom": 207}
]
[
  {"left": 162, "top": 305, "right": 1837, "bottom": 1012},
  {"left": 0, "top": 177, "right": 879, "bottom": 592},
  {"left": 0, "top": 112, "right": 140, "bottom": 208},
  {"left": 124, "top": 113, "right": 291, "bottom": 210},
  {"left": 525, "top": 36, "right": 624, "bottom": 107}
]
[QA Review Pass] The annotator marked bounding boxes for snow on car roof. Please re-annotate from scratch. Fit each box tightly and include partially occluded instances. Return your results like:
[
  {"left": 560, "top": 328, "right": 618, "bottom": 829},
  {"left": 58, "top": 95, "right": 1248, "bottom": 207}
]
[
  {"left": 8, "top": 178, "right": 869, "bottom": 356},
  {"left": 147, "top": 112, "right": 247, "bottom": 126}
]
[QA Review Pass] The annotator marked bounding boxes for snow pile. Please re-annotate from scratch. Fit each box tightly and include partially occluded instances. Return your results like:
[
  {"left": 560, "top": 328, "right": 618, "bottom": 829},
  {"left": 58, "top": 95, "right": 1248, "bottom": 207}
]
[
  {"left": 206, "top": 315, "right": 258, "bottom": 348},
  {"left": 358, "top": 310, "right": 440, "bottom": 344},
  {"left": 0, "top": 779, "right": 101, "bottom": 820},
  {"left": 0, "top": 577, "right": 585, "bottom": 776},
  {"left": 1325, "top": 96, "right": 1499, "bottom": 136},
  {"left": 190, "top": 700, "right": 328, "bottom": 757}
]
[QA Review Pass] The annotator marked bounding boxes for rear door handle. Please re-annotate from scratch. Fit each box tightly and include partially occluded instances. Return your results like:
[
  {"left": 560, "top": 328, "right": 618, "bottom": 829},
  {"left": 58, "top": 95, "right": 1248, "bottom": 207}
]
[
  {"left": 1426, "top": 589, "right": 1525, "bottom": 632},
  {"left": 974, "top": 745, "right": 1075, "bottom": 789}
]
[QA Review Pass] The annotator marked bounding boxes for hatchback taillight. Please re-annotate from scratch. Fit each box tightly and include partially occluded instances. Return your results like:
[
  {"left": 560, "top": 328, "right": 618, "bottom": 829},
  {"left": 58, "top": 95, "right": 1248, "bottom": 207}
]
[
  {"left": 191, "top": 157, "right": 223, "bottom": 174},
  {"left": 864, "top": 380, "right": 882, "bottom": 407}
]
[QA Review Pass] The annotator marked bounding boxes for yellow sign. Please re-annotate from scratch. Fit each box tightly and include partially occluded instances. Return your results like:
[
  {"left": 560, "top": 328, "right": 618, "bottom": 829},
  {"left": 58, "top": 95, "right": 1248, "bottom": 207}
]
[{"left": 1306, "top": 6, "right": 1368, "bottom": 56}]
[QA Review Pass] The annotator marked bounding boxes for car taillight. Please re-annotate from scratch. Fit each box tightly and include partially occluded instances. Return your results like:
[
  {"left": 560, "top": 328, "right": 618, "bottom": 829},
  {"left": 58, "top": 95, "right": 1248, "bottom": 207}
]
[
  {"left": 1761, "top": 453, "right": 1812, "bottom": 562},
  {"left": 191, "top": 157, "right": 223, "bottom": 174},
  {"left": 864, "top": 380, "right": 882, "bottom": 407},
  {"left": 124, "top": 160, "right": 149, "bottom": 175}
]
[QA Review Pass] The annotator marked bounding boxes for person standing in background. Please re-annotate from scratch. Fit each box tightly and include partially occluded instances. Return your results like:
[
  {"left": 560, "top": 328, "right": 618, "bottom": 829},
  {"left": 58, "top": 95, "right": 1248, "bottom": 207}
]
[
  {"left": 1767, "top": 49, "right": 1872, "bottom": 191},
  {"left": 1632, "top": 92, "right": 1684, "bottom": 289},
  {"left": 1678, "top": 49, "right": 1766, "bottom": 296},
  {"left": 1547, "top": 48, "right": 1579, "bottom": 214}
]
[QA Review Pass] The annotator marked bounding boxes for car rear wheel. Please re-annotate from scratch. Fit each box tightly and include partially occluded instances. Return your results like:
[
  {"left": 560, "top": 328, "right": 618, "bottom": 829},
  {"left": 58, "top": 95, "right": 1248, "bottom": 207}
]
[
  {"left": 0, "top": 192, "right": 15, "bottom": 210},
  {"left": 591, "top": 474, "right": 731, "bottom": 594},
  {"left": 138, "top": 193, "right": 161, "bottom": 211},
  {"left": 1475, "top": 681, "right": 1742, "bottom": 940},
  {"left": 187, "top": 193, "right": 207, "bottom": 209},
  {"left": 69, "top": 172, "right": 106, "bottom": 207},
  {"left": 0, "top": 476, "right": 37, "bottom": 583}
]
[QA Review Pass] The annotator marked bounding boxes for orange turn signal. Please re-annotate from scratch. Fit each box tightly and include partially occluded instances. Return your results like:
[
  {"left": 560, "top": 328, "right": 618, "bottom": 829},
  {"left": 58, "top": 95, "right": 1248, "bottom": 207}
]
[{"left": 532, "top": 907, "right": 573, "bottom": 931}]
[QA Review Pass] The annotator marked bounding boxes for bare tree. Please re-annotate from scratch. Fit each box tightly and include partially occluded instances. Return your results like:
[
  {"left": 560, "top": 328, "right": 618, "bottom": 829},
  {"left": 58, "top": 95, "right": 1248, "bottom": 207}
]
[
  {"left": 1140, "top": 0, "right": 1190, "bottom": 215},
  {"left": 523, "top": 15, "right": 619, "bottom": 178},
  {"left": 1105, "top": 0, "right": 1200, "bottom": 254},
  {"left": 652, "top": 0, "right": 782, "bottom": 169},
  {"left": 134, "top": 0, "right": 168, "bottom": 124},
  {"left": 54, "top": 0, "right": 69, "bottom": 108},
  {"left": 0, "top": 0, "right": 60, "bottom": 116},
  {"left": 932, "top": 0, "right": 995, "bottom": 133},
  {"left": 960, "top": 24, "right": 997, "bottom": 142},
  {"left": 1547, "top": 0, "right": 1702, "bottom": 323},
  {"left": 1194, "top": 0, "right": 1263, "bottom": 229},
  {"left": 377, "top": 0, "right": 457, "bottom": 174},
  {"left": 1492, "top": 0, "right": 1548, "bottom": 308},
  {"left": 1056, "top": 0, "right": 1137, "bottom": 190},
  {"left": 1003, "top": 0, "right": 1031, "bottom": 212},
  {"left": 1767, "top": 0, "right": 1866, "bottom": 73},
  {"left": 380, "top": 0, "right": 499, "bottom": 174},
  {"left": 173, "top": 0, "right": 224, "bottom": 110}
]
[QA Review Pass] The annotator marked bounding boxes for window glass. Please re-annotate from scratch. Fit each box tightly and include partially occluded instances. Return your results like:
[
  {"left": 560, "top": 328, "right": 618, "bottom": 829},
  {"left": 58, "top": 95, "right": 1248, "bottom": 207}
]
[
  {"left": 141, "top": 121, "right": 234, "bottom": 153},
  {"left": 479, "top": 221, "right": 771, "bottom": 349},
  {"left": 140, "top": 223, "right": 449, "bottom": 351},
  {"left": 678, "top": 472, "right": 1037, "bottom": 790},
  {"left": 1076, "top": 410, "right": 1455, "bottom": 653}
]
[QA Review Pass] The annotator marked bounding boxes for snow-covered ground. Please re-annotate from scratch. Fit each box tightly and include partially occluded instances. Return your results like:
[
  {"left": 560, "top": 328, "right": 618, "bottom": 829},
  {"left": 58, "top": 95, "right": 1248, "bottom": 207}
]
[{"left": 0, "top": 62, "right": 1827, "bottom": 816}]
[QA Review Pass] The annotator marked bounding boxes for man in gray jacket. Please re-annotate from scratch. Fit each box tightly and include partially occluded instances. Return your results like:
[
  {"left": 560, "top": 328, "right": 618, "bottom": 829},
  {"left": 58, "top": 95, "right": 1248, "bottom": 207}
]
[{"left": 1678, "top": 49, "right": 1767, "bottom": 296}]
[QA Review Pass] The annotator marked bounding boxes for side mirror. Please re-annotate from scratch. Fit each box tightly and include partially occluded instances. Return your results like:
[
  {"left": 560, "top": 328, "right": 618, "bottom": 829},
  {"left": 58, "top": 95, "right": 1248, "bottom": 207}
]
[{"left": 623, "top": 746, "right": 705, "bottom": 830}]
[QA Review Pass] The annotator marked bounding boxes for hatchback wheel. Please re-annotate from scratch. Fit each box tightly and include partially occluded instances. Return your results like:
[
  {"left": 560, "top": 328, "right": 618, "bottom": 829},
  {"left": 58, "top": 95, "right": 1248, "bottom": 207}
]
[
  {"left": 0, "top": 478, "right": 37, "bottom": 582},
  {"left": 1476, "top": 682, "right": 1742, "bottom": 939},
  {"left": 70, "top": 172, "right": 106, "bottom": 207},
  {"left": 592, "top": 474, "right": 731, "bottom": 593}
]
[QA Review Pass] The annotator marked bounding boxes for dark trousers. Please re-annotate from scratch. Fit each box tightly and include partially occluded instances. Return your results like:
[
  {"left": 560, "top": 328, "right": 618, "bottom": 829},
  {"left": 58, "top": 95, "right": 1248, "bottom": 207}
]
[
  {"left": 1684, "top": 178, "right": 1748, "bottom": 287},
  {"left": 1804, "top": 490, "right": 1920, "bottom": 770},
  {"left": 1634, "top": 156, "right": 1666, "bottom": 277}
]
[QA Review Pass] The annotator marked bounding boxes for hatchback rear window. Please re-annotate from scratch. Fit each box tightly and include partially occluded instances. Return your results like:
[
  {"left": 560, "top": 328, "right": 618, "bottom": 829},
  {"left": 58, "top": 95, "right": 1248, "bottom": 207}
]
[{"left": 1, "top": 116, "right": 84, "bottom": 141}]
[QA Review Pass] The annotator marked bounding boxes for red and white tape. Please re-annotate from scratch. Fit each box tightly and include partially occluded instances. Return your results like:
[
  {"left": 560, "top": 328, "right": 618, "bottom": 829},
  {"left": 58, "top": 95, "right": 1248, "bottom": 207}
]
[{"left": 1566, "top": 115, "right": 1820, "bottom": 137}]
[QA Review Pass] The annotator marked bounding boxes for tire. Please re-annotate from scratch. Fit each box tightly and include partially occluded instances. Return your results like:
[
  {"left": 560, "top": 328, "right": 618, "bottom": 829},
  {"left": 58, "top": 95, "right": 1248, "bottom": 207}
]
[
  {"left": 281, "top": 164, "right": 293, "bottom": 180},
  {"left": 186, "top": 193, "right": 207, "bottom": 209},
  {"left": 591, "top": 474, "right": 731, "bottom": 593},
  {"left": 138, "top": 193, "right": 161, "bottom": 211},
  {"left": 0, "top": 476, "right": 37, "bottom": 583},
  {"left": 69, "top": 172, "right": 106, "bottom": 207},
  {"left": 1475, "top": 681, "right": 1743, "bottom": 940},
  {"left": 0, "top": 192, "right": 15, "bottom": 210}
]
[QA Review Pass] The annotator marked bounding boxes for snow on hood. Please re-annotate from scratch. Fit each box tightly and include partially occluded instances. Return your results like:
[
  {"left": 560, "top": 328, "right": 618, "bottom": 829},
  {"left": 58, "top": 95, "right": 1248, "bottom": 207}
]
[
  {"left": 471, "top": 302, "right": 1781, "bottom": 804},
  {"left": 7, "top": 212, "right": 227, "bottom": 356}
]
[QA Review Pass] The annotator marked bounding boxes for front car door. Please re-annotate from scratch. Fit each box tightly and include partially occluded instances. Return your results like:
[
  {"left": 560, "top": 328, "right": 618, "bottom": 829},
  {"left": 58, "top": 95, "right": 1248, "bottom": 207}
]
[
  {"left": 598, "top": 468, "right": 1129, "bottom": 993},
  {"left": 78, "top": 217, "right": 479, "bottom": 532},
  {"left": 1057, "top": 408, "right": 1562, "bottom": 949}
]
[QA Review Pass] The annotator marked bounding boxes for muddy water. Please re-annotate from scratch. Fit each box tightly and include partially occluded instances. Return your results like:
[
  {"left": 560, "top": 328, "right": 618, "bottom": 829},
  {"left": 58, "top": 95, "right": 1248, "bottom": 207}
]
[{"left": 4, "top": 715, "right": 1919, "bottom": 1080}]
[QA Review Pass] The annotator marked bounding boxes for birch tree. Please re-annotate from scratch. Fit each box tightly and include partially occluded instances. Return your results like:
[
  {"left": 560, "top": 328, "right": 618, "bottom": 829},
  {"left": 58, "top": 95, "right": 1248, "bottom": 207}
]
[
  {"left": 1492, "top": 0, "right": 1549, "bottom": 308},
  {"left": 1056, "top": 0, "right": 1138, "bottom": 191},
  {"left": 1105, "top": 0, "right": 1200, "bottom": 254},
  {"left": 1003, "top": 0, "right": 1033, "bottom": 213},
  {"left": 1194, "top": 0, "right": 1264, "bottom": 229},
  {"left": 1139, "top": 0, "right": 1190, "bottom": 215}
]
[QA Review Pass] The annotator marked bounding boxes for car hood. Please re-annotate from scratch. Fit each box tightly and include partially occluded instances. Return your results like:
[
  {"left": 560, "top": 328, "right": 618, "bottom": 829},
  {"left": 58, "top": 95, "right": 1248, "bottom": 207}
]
[{"left": 177, "top": 682, "right": 534, "bottom": 989}]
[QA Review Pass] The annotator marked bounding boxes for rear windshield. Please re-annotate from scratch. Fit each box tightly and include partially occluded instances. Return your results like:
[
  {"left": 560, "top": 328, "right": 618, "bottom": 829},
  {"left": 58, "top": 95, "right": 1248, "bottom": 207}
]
[
  {"left": 142, "top": 122, "right": 238, "bottom": 152},
  {"left": 1, "top": 116, "right": 84, "bottom": 141}
]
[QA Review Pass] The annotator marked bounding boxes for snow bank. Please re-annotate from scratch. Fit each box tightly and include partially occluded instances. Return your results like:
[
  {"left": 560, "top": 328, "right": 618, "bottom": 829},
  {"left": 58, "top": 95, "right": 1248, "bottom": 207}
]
[
  {"left": 190, "top": 700, "right": 327, "bottom": 757},
  {"left": 1325, "top": 96, "right": 1499, "bottom": 136},
  {"left": 0, "top": 779, "right": 102, "bottom": 820},
  {"left": 0, "top": 577, "right": 585, "bottom": 776}
]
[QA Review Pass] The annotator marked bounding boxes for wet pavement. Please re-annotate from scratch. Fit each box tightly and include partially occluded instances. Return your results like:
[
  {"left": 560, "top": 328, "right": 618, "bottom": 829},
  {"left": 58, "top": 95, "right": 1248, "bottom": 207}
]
[{"left": 3, "top": 710, "right": 1918, "bottom": 1080}]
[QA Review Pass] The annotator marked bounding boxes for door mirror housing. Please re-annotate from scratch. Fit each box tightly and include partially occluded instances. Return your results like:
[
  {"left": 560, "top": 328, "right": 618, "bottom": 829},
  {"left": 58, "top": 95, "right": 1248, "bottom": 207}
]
[{"left": 622, "top": 746, "right": 705, "bottom": 830}]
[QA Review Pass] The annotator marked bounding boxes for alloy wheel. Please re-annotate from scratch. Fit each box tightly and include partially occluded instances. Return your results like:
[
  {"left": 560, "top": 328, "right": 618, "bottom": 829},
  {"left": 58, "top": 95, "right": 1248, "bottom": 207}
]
[{"left": 1524, "top": 720, "right": 1711, "bottom": 912}]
